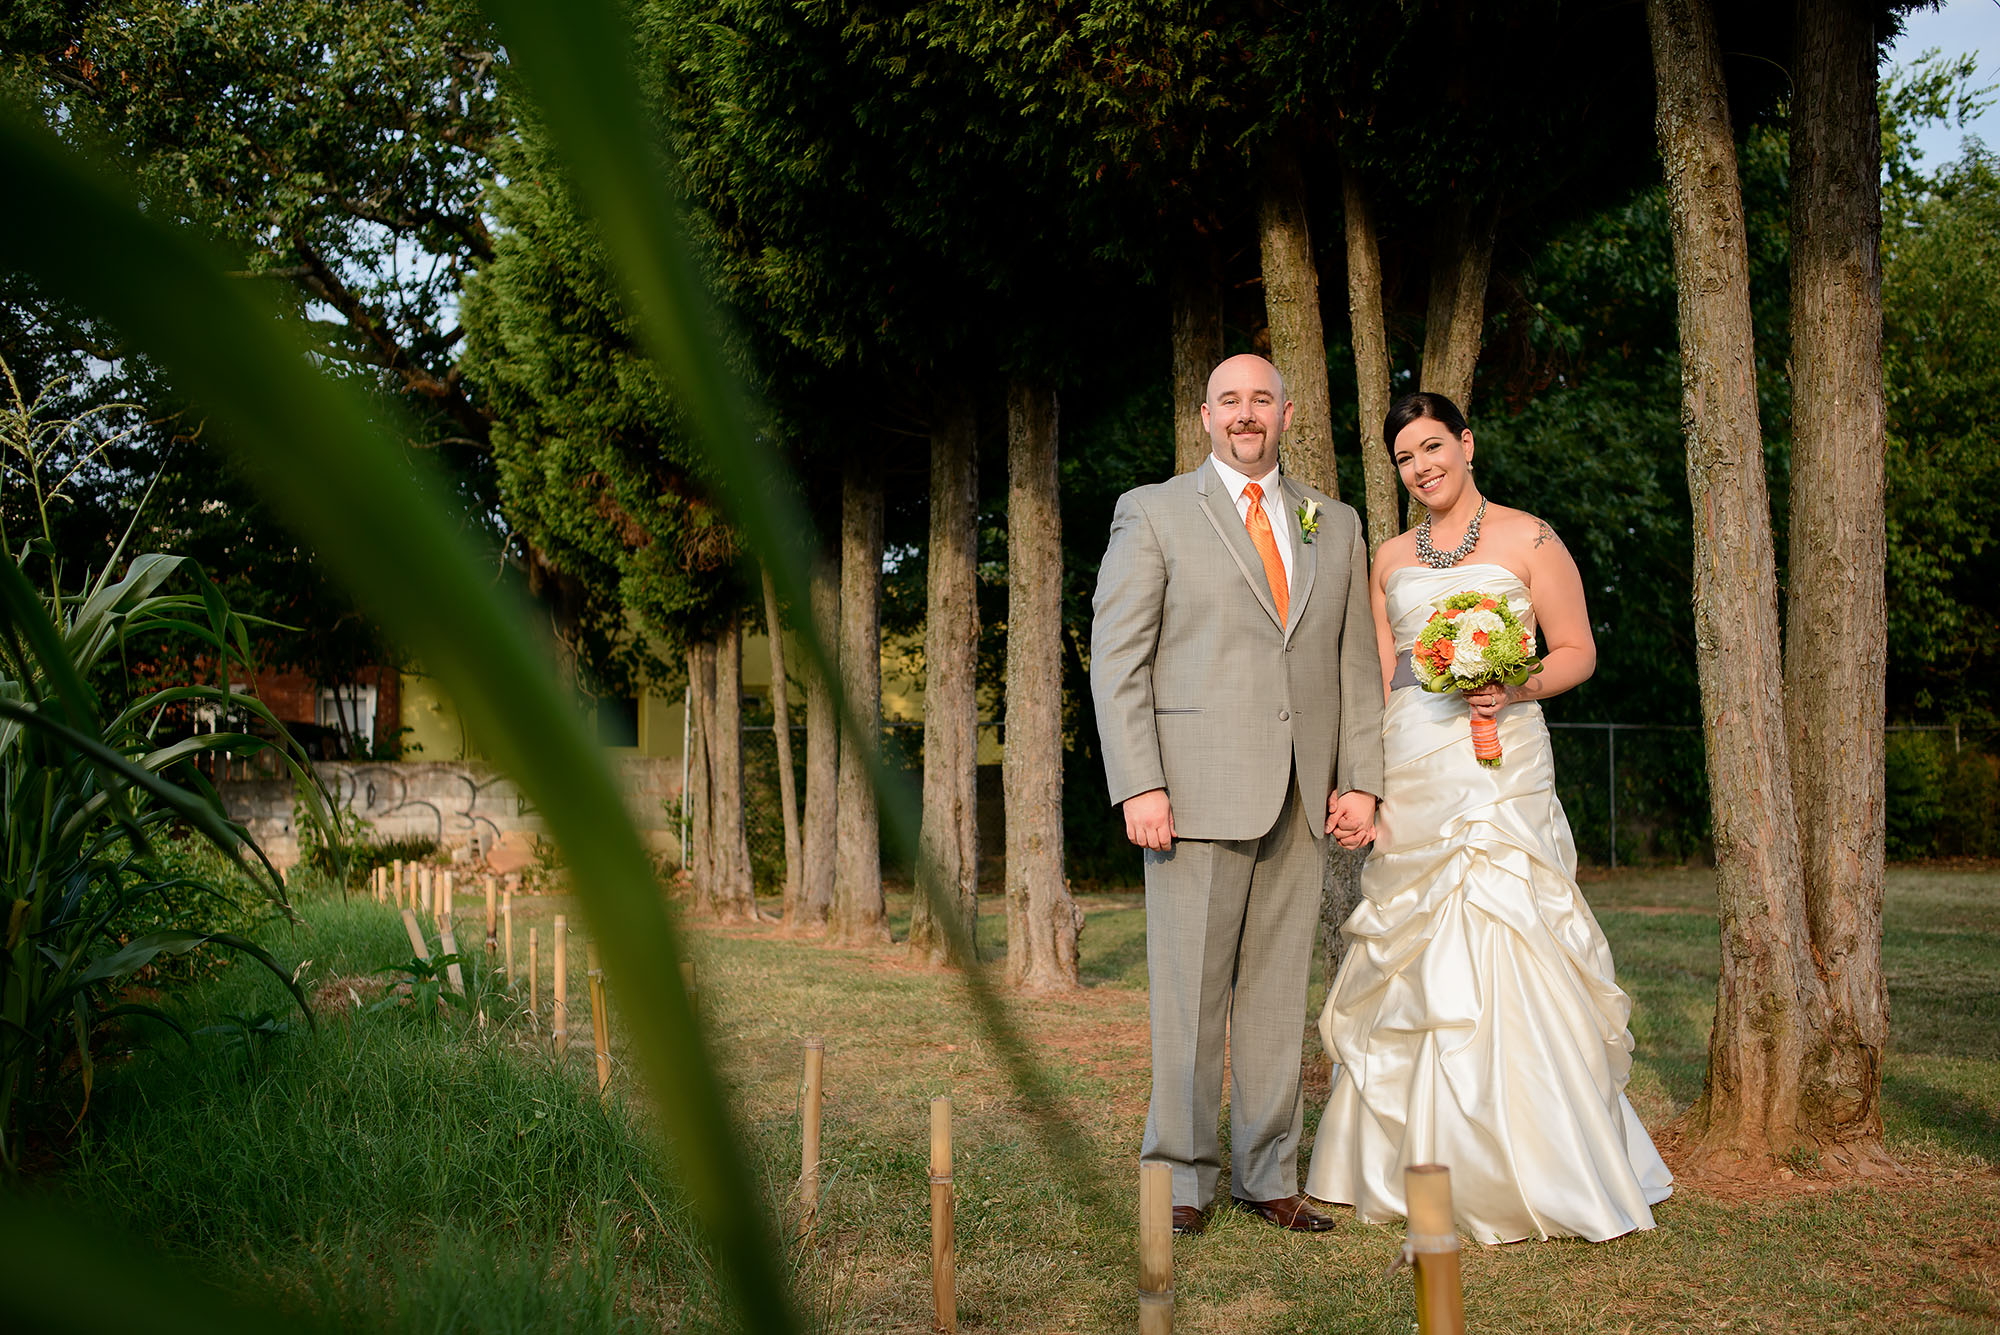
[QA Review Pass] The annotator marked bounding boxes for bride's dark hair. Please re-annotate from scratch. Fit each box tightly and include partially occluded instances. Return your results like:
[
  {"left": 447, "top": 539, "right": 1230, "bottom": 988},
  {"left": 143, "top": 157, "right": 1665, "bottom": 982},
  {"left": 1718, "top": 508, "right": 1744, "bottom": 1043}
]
[{"left": 1383, "top": 391, "right": 1470, "bottom": 449}]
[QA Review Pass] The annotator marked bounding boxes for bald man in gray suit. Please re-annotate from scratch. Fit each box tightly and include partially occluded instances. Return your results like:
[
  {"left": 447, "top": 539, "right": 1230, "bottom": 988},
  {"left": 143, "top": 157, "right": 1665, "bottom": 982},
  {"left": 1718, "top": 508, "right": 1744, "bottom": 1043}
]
[{"left": 1091, "top": 354, "right": 1385, "bottom": 1235}]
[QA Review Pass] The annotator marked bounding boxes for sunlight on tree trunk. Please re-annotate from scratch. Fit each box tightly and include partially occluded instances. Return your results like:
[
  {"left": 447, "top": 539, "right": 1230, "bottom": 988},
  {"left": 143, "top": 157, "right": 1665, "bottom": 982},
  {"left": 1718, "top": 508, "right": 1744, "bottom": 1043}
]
[
  {"left": 709, "top": 617, "right": 756, "bottom": 920},
  {"left": 1171, "top": 237, "right": 1223, "bottom": 476},
  {"left": 1005, "top": 379, "right": 1081, "bottom": 990},
  {"left": 1258, "top": 137, "right": 1337, "bottom": 496},
  {"left": 1648, "top": 0, "right": 1835, "bottom": 1175},
  {"left": 1784, "top": 0, "right": 1893, "bottom": 1171},
  {"left": 685, "top": 640, "right": 717, "bottom": 914},
  {"left": 763, "top": 565, "right": 804, "bottom": 926},
  {"left": 1342, "top": 165, "right": 1400, "bottom": 557},
  {"left": 802, "top": 546, "right": 840, "bottom": 930},
  {"left": 833, "top": 454, "right": 890, "bottom": 945},
  {"left": 911, "top": 390, "right": 980, "bottom": 966}
]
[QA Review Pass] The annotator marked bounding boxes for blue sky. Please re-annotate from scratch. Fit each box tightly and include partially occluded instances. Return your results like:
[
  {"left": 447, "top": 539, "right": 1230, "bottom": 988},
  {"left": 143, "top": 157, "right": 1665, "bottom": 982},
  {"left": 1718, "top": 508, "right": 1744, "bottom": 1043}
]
[{"left": 1884, "top": 0, "right": 1997, "bottom": 166}]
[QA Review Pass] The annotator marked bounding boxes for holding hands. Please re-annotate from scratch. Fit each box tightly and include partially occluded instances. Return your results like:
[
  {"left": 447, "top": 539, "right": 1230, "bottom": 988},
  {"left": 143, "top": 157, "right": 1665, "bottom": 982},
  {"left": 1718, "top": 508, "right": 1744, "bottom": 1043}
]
[{"left": 1327, "top": 790, "right": 1378, "bottom": 850}]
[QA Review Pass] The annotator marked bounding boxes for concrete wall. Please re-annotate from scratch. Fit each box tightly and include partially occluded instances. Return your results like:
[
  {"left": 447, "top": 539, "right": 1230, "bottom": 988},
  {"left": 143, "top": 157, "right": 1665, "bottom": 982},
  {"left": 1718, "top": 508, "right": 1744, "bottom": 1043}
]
[{"left": 224, "top": 757, "right": 683, "bottom": 873}]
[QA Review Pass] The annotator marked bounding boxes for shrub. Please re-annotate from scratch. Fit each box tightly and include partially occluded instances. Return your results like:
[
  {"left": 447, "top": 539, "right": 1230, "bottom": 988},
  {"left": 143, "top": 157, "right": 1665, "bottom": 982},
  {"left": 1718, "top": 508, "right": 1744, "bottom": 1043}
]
[{"left": 1885, "top": 731, "right": 1949, "bottom": 860}]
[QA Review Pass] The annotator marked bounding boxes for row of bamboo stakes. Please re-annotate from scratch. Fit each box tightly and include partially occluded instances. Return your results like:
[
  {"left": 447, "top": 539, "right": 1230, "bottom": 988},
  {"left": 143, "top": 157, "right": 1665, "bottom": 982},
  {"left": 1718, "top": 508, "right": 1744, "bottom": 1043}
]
[
  {"left": 370, "top": 865, "right": 1465, "bottom": 1332},
  {"left": 791, "top": 1040, "right": 1465, "bottom": 1334}
]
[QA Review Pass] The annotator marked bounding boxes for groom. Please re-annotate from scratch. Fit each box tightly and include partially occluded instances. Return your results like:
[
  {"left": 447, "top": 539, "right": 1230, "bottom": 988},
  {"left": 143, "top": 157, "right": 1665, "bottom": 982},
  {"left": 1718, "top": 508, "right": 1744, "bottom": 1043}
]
[{"left": 1091, "top": 353, "right": 1384, "bottom": 1235}]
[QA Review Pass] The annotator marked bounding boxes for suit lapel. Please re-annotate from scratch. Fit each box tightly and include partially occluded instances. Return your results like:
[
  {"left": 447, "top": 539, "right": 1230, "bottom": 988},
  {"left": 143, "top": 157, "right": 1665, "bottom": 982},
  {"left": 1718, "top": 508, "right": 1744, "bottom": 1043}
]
[
  {"left": 1277, "top": 475, "right": 1319, "bottom": 640},
  {"left": 1195, "top": 460, "right": 1284, "bottom": 631}
]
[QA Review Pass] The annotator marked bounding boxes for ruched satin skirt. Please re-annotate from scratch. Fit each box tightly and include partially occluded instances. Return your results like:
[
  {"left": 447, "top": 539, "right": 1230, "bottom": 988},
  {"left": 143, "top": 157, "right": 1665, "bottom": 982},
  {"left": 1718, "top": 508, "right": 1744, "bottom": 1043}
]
[{"left": 1304, "top": 685, "right": 1673, "bottom": 1243}]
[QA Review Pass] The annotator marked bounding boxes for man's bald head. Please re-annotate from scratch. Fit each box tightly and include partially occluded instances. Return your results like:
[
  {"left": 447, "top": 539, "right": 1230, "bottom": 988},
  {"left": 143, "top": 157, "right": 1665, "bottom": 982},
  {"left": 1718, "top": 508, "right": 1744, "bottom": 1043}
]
[
  {"left": 1205, "top": 354, "right": 1286, "bottom": 405},
  {"left": 1201, "top": 354, "right": 1293, "bottom": 476}
]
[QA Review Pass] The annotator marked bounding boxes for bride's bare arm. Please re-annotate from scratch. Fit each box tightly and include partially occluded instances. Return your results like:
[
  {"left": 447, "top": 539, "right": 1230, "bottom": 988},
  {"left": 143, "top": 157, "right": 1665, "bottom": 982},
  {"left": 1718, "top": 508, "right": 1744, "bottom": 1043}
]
[
  {"left": 1371, "top": 554, "right": 1397, "bottom": 702},
  {"left": 1466, "top": 514, "right": 1595, "bottom": 718}
]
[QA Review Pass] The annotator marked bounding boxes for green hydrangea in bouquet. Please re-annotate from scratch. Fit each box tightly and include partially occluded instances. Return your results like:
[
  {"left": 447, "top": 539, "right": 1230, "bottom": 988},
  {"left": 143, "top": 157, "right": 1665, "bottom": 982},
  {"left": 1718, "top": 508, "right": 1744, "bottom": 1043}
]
[{"left": 1411, "top": 592, "right": 1543, "bottom": 767}]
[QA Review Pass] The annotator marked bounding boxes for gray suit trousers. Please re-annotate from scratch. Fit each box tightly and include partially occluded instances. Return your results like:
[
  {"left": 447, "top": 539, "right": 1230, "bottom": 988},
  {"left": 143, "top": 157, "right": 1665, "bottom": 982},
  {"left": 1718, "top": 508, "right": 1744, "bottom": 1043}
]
[{"left": 1140, "top": 777, "right": 1322, "bottom": 1208}]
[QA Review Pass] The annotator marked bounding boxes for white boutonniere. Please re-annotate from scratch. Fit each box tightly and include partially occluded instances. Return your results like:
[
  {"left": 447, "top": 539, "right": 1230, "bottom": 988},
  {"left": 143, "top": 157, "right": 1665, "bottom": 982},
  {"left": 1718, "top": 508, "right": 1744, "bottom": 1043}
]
[{"left": 1297, "top": 498, "right": 1321, "bottom": 544}]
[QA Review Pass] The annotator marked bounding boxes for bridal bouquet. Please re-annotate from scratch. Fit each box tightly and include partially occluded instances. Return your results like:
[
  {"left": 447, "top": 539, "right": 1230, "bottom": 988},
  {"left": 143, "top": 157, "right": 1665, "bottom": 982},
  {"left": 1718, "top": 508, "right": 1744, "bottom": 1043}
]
[{"left": 1412, "top": 592, "right": 1543, "bottom": 767}]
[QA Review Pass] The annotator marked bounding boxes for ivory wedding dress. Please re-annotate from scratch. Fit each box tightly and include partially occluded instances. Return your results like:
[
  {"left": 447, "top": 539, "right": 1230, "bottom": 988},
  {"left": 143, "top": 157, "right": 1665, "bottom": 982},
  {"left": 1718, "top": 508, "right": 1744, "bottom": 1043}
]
[{"left": 1304, "top": 563, "right": 1673, "bottom": 1243}]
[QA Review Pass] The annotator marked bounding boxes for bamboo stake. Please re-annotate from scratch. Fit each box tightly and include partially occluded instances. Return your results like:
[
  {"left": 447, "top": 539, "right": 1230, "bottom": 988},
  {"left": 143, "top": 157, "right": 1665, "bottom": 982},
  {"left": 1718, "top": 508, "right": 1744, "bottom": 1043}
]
[
  {"left": 1404, "top": 1165, "right": 1466, "bottom": 1335},
  {"left": 929, "top": 1096, "right": 956, "bottom": 1334},
  {"left": 586, "top": 941, "right": 610, "bottom": 1093},
  {"left": 484, "top": 875, "right": 499, "bottom": 954},
  {"left": 399, "top": 908, "right": 431, "bottom": 962},
  {"left": 552, "top": 913, "right": 569, "bottom": 1053},
  {"left": 528, "top": 927, "right": 540, "bottom": 1021},
  {"left": 1138, "top": 1162, "right": 1173, "bottom": 1335},
  {"left": 503, "top": 889, "right": 516, "bottom": 986},
  {"left": 800, "top": 1038, "right": 824, "bottom": 1231},
  {"left": 438, "top": 925, "right": 465, "bottom": 994}
]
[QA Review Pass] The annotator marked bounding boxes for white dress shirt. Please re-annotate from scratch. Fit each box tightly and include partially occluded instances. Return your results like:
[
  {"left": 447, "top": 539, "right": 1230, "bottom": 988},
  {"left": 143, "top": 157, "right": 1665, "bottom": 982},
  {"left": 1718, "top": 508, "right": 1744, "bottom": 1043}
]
[{"left": 1207, "top": 453, "right": 1295, "bottom": 586}]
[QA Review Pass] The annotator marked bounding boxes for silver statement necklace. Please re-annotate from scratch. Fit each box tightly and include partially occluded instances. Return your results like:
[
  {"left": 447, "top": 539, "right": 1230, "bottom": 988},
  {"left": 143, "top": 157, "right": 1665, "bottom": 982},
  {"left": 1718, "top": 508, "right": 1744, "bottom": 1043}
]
[{"left": 1415, "top": 499, "right": 1487, "bottom": 569}]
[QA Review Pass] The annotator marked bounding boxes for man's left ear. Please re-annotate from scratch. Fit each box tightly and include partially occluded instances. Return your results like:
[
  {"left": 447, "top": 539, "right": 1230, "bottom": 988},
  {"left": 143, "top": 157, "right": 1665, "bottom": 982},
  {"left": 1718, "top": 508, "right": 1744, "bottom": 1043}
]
[{"left": 1281, "top": 400, "right": 1296, "bottom": 431}]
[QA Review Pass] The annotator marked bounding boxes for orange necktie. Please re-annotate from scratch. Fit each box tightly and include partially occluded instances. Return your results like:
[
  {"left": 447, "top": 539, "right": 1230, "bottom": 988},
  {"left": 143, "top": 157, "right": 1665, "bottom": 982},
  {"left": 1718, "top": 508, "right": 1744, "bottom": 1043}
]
[{"left": 1241, "top": 481, "right": 1289, "bottom": 626}]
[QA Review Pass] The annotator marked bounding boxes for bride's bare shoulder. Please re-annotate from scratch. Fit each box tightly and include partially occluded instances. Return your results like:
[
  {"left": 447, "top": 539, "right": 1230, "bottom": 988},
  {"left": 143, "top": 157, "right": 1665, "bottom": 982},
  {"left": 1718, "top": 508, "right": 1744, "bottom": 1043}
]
[{"left": 1371, "top": 530, "right": 1421, "bottom": 586}]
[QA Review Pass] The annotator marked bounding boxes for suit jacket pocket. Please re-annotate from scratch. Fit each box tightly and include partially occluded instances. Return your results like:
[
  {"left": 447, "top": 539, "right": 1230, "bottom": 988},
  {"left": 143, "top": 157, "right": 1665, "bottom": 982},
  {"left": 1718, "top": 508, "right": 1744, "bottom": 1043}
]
[{"left": 1153, "top": 707, "right": 1204, "bottom": 715}]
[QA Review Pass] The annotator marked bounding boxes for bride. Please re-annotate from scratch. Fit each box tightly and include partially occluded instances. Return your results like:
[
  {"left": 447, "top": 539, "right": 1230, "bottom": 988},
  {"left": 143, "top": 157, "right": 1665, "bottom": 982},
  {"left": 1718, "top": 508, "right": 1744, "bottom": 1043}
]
[{"left": 1305, "top": 391, "right": 1673, "bottom": 1243}]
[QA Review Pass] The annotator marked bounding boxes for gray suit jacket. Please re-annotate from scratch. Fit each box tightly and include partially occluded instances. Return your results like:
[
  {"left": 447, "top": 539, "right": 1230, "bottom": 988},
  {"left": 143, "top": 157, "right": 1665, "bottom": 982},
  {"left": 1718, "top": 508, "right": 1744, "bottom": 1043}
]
[{"left": 1090, "top": 459, "right": 1385, "bottom": 841}]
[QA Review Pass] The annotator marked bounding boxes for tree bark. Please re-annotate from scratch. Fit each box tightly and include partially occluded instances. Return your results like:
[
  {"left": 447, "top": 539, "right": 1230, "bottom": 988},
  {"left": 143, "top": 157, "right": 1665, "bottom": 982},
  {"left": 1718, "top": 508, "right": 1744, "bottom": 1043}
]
[
  {"left": 1258, "top": 137, "right": 1338, "bottom": 497},
  {"left": 833, "top": 454, "right": 890, "bottom": 945},
  {"left": 1343, "top": 164, "right": 1400, "bottom": 555},
  {"left": 684, "top": 641, "right": 717, "bottom": 915},
  {"left": 1004, "top": 378, "right": 1083, "bottom": 991},
  {"left": 910, "top": 390, "right": 981, "bottom": 966},
  {"left": 763, "top": 565, "right": 805, "bottom": 926},
  {"left": 1171, "top": 237, "right": 1224, "bottom": 475},
  {"left": 1648, "top": 0, "right": 1833, "bottom": 1173},
  {"left": 1784, "top": 0, "right": 1892, "bottom": 1169},
  {"left": 708, "top": 617, "right": 757, "bottom": 920},
  {"left": 1418, "top": 196, "right": 1500, "bottom": 411},
  {"left": 802, "top": 546, "right": 840, "bottom": 929}
]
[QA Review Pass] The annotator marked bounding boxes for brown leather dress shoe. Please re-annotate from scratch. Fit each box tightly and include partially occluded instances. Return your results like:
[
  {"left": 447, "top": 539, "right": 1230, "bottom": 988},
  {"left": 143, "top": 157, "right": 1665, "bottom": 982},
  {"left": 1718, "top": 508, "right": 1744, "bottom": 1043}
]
[
  {"left": 1232, "top": 1194, "right": 1338, "bottom": 1232},
  {"left": 1171, "top": 1205, "right": 1207, "bottom": 1236}
]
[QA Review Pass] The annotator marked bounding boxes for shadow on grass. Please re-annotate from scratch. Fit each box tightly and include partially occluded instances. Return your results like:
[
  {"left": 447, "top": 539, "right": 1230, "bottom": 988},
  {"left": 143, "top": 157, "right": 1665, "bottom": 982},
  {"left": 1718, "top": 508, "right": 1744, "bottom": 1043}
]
[{"left": 1883, "top": 1067, "right": 2000, "bottom": 1165}]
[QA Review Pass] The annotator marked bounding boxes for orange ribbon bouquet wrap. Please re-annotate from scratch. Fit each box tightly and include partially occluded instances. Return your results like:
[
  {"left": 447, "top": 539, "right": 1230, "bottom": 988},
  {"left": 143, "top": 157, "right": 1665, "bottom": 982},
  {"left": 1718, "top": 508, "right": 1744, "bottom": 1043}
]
[{"left": 1411, "top": 592, "right": 1544, "bottom": 767}]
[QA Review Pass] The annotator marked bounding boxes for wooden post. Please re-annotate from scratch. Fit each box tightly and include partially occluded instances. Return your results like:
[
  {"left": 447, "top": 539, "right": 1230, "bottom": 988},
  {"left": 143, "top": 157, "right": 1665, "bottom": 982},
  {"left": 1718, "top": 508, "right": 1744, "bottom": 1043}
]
[
  {"left": 681, "top": 959, "right": 697, "bottom": 1015},
  {"left": 399, "top": 909, "right": 431, "bottom": 962},
  {"left": 419, "top": 866, "right": 432, "bottom": 916},
  {"left": 484, "top": 875, "right": 499, "bottom": 955},
  {"left": 440, "top": 869, "right": 454, "bottom": 930},
  {"left": 587, "top": 941, "right": 611, "bottom": 1093},
  {"left": 438, "top": 925, "right": 466, "bottom": 994},
  {"left": 929, "top": 1096, "right": 956, "bottom": 1334},
  {"left": 503, "top": 889, "right": 516, "bottom": 986},
  {"left": 393, "top": 859, "right": 404, "bottom": 907},
  {"left": 1138, "top": 1161, "right": 1173, "bottom": 1335},
  {"left": 800, "top": 1038, "right": 824, "bottom": 1229},
  {"left": 1404, "top": 1165, "right": 1466, "bottom": 1335},
  {"left": 552, "top": 914, "right": 569, "bottom": 1053},
  {"left": 528, "top": 927, "right": 540, "bottom": 1022}
]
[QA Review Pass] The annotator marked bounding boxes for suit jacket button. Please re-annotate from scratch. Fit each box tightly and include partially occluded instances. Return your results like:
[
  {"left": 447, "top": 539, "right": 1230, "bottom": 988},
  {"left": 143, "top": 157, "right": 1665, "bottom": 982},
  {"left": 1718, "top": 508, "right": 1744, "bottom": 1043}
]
[{"left": 1278, "top": 710, "right": 1290, "bottom": 721}]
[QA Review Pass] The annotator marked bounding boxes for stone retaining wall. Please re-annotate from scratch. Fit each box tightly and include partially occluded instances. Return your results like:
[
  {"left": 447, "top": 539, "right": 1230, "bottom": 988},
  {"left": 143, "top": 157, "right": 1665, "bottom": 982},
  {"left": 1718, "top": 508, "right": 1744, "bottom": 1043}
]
[{"left": 222, "top": 758, "right": 683, "bottom": 873}]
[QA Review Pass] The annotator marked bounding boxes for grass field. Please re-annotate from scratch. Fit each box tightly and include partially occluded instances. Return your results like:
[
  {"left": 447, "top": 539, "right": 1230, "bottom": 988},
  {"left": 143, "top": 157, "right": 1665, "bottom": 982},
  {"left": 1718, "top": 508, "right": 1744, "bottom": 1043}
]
[{"left": 42, "top": 865, "right": 2000, "bottom": 1333}]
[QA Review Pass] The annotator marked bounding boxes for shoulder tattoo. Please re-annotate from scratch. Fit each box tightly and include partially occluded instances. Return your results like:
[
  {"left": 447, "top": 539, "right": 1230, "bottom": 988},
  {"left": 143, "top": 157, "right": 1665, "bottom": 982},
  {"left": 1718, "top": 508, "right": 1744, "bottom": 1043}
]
[{"left": 1532, "top": 518, "right": 1561, "bottom": 550}]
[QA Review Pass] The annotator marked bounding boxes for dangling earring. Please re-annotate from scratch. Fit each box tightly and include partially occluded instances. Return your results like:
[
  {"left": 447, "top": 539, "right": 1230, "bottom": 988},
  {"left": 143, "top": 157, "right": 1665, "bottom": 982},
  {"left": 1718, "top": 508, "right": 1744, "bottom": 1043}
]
[{"left": 1466, "top": 460, "right": 1476, "bottom": 473}]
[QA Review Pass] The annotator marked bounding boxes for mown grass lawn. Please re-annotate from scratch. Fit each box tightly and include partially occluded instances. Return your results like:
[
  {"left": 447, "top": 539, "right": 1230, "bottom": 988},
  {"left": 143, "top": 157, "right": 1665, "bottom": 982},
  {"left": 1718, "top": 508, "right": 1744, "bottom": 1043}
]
[{"left": 48, "top": 865, "right": 2000, "bottom": 1333}]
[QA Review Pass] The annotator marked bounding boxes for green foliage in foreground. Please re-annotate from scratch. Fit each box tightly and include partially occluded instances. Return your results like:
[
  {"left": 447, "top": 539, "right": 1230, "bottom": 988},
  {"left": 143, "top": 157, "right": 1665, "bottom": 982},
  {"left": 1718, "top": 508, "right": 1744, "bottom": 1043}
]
[{"left": 53, "top": 895, "right": 730, "bottom": 1335}]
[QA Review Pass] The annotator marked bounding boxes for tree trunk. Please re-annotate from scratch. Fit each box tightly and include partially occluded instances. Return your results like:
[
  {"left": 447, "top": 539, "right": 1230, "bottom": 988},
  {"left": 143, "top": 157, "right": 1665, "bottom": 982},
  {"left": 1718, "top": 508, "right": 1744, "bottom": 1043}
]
[
  {"left": 910, "top": 390, "right": 981, "bottom": 966},
  {"left": 1648, "top": 0, "right": 1833, "bottom": 1174},
  {"left": 763, "top": 565, "right": 805, "bottom": 926},
  {"left": 1257, "top": 137, "right": 1337, "bottom": 496},
  {"left": 1343, "top": 164, "right": 1400, "bottom": 556},
  {"left": 685, "top": 641, "right": 718, "bottom": 915},
  {"left": 1418, "top": 196, "right": 1500, "bottom": 411},
  {"left": 833, "top": 454, "right": 890, "bottom": 945},
  {"left": 1171, "top": 237, "right": 1224, "bottom": 475},
  {"left": 1004, "top": 378, "right": 1083, "bottom": 991},
  {"left": 802, "top": 546, "right": 840, "bottom": 929},
  {"left": 708, "top": 617, "right": 757, "bottom": 920},
  {"left": 1784, "top": 0, "right": 1892, "bottom": 1170}
]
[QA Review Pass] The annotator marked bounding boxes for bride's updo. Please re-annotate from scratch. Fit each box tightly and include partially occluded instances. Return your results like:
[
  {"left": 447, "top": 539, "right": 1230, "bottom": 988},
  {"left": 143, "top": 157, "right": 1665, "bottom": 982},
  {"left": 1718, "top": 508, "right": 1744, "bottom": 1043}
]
[{"left": 1383, "top": 391, "right": 1470, "bottom": 449}]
